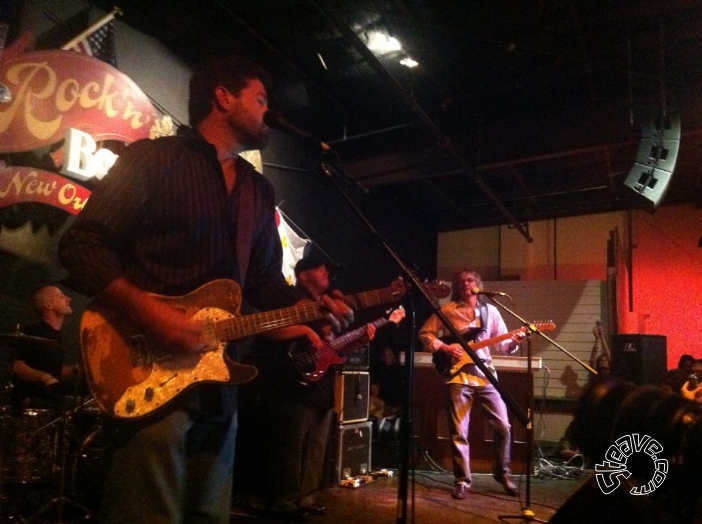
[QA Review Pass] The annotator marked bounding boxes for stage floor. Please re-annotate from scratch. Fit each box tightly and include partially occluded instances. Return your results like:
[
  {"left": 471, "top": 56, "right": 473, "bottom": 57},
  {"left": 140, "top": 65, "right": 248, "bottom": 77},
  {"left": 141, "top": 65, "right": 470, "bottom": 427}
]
[
  {"left": 3, "top": 456, "right": 590, "bottom": 523},
  {"left": 230, "top": 466, "right": 591, "bottom": 524}
]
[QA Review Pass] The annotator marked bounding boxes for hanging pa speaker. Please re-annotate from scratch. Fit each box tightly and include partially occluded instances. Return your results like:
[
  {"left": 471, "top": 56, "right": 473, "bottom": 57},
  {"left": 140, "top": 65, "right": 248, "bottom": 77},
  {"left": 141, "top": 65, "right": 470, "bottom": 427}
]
[{"left": 624, "top": 109, "right": 680, "bottom": 211}]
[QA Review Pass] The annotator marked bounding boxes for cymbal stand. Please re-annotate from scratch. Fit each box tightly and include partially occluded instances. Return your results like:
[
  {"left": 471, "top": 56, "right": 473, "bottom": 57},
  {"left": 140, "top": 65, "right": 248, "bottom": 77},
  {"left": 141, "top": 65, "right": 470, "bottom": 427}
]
[{"left": 27, "top": 404, "right": 94, "bottom": 523}]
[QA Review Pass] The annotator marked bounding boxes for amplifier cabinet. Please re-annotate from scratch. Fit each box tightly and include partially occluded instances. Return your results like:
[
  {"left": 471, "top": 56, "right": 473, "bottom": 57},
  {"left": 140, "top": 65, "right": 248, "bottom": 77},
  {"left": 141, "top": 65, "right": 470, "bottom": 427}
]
[
  {"left": 335, "top": 371, "right": 369, "bottom": 424},
  {"left": 343, "top": 343, "right": 370, "bottom": 371},
  {"left": 336, "top": 420, "right": 372, "bottom": 482},
  {"left": 611, "top": 334, "right": 667, "bottom": 385}
]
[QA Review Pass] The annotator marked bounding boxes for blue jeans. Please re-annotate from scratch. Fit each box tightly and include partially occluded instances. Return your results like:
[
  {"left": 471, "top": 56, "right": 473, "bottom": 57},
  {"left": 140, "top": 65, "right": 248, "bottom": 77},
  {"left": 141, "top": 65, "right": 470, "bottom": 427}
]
[
  {"left": 447, "top": 383, "right": 512, "bottom": 484},
  {"left": 99, "top": 409, "right": 238, "bottom": 524}
]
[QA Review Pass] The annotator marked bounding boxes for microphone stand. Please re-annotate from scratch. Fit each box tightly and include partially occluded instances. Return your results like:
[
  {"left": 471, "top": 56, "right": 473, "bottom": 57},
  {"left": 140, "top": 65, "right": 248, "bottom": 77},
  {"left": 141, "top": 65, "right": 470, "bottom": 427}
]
[
  {"left": 481, "top": 295, "right": 594, "bottom": 524},
  {"left": 316, "top": 153, "right": 529, "bottom": 524}
]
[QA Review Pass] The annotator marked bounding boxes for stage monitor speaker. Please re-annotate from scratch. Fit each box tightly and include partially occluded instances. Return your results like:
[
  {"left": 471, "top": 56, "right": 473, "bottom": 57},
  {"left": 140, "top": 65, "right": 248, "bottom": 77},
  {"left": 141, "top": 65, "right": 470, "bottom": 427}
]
[
  {"left": 623, "top": 110, "right": 680, "bottom": 211},
  {"left": 336, "top": 420, "right": 372, "bottom": 482},
  {"left": 335, "top": 371, "right": 369, "bottom": 424},
  {"left": 611, "top": 334, "right": 667, "bottom": 385}
]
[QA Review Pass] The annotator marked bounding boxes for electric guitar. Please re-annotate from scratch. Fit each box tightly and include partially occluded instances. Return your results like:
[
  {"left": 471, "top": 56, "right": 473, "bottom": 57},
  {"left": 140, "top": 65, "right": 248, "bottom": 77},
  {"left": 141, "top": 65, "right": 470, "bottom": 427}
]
[
  {"left": 288, "top": 307, "right": 406, "bottom": 384},
  {"left": 433, "top": 322, "right": 555, "bottom": 377},
  {"left": 80, "top": 278, "right": 407, "bottom": 419}
]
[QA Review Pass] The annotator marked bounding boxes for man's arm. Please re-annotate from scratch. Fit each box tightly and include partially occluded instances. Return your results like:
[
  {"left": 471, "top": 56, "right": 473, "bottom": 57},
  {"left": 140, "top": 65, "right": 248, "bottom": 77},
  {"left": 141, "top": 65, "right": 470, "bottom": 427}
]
[
  {"left": 418, "top": 311, "right": 465, "bottom": 360},
  {"left": 13, "top": 360, "right": 58, "bottom": 386},
  {"left": 58, "top": 141, "right": 153, "bottom": 297},
  {"left": 98, "top": 277, "right": 205, "bottom": 353},
  {"left": 489, "top": 305, "right": 521, "bottom": 354}
]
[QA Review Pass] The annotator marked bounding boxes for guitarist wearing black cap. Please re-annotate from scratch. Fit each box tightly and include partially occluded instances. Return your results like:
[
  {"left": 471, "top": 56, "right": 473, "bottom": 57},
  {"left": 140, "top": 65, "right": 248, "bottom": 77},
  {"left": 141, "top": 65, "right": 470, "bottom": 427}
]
[{"left": 249, "top": 254, "right": 378, "bottom": 520}]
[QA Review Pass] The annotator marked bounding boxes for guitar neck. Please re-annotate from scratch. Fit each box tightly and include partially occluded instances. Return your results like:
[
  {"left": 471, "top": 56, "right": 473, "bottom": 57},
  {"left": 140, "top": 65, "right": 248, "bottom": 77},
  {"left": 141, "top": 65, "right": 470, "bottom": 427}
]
[
  {"left": 214, "top": 286, "right": 400, "bottom": 342},
  {"left": 329, "top": 317, "right": 390, "bottom": 351},
  {"left": 468, "top": 327, "right": 526, "bottom": 351}
]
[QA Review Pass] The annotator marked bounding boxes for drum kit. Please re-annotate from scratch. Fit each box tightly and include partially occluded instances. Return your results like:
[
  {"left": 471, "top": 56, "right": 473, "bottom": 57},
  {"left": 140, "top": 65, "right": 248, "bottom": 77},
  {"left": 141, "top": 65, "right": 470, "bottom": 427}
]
[{"left": 0, "top": 333, "right": 110, "bottom": 523}]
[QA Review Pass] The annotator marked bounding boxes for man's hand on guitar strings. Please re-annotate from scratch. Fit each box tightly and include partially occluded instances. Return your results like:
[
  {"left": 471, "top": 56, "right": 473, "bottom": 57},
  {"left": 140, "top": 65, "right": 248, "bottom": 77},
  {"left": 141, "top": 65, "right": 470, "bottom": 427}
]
[
  {"left": 139, "top": 297, "right": 205, "bottom": 354},
  {"left": 321, "top": 290, "right": 354, "bottom": 333}
]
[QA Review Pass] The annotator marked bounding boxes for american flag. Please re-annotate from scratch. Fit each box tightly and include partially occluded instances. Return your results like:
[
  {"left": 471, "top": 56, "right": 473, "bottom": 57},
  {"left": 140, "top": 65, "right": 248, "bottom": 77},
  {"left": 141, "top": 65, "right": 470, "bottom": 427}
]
[{"left": 67, "top": 19, "right": 117, "bottom": 67}]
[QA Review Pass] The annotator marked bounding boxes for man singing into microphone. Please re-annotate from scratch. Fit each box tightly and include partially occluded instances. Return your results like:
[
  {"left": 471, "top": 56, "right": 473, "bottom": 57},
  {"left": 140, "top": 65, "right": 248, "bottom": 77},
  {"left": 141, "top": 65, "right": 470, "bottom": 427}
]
[{"left": 418, "top": 269, "right": 522, "bottom": 500}]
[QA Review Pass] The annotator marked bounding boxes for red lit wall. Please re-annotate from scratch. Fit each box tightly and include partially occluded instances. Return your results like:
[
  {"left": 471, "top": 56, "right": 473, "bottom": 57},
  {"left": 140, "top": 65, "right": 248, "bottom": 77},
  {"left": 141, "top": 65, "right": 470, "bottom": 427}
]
[{"left": 624, "top": 205, "right": 702, "bottom": 366}]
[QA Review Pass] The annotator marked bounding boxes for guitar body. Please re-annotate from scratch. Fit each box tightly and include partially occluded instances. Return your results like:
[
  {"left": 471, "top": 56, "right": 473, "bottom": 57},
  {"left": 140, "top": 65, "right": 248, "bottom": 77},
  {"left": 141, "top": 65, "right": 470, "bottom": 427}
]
[
  {"left": 80, "top": 279, "right": 258, "bottom": 419},
  {"left": 286, "top": 308, "right": 406, "bottom": 385},
  {"left": 431, "top": 350, "right": 453, "bottom": 378},
  {"left": 287, "top": 341, "right": 346, "bottom": 384}
]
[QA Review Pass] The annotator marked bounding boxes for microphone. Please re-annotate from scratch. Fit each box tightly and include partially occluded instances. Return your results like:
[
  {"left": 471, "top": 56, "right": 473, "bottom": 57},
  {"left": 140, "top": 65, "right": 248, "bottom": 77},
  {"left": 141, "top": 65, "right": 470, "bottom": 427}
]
[
  {"left": 263, "top": 110, "right": 331, "bottom": 151},
  {"left": 471, "top": 287, "right": 511, "bottom": 298}
]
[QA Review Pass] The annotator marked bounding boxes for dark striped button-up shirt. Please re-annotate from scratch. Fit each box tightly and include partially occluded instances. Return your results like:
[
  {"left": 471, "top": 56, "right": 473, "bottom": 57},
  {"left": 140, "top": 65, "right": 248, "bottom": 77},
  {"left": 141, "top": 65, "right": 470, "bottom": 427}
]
[
  {"left": 58, "top": 130, "right": 302, "bottom": 415},
  {"left": 59, "top": 130, "right": 300, "bottom": 310}
]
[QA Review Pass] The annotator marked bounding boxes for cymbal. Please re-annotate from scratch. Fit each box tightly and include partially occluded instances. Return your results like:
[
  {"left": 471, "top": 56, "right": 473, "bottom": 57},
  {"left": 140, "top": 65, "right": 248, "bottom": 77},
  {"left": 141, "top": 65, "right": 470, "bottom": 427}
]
[{"left": 0, "top": 333, "right": 61, "bottom": 350}]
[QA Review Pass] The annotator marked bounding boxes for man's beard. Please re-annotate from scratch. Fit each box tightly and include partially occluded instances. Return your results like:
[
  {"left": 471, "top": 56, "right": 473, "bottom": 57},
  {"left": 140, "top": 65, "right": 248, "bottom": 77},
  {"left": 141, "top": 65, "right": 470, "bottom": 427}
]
[
  {"left": 229, "top": 112, "right": 270, "bottom": 150},
  {"left": 241, "top": 126, "right": 269, "bottom": 150}
]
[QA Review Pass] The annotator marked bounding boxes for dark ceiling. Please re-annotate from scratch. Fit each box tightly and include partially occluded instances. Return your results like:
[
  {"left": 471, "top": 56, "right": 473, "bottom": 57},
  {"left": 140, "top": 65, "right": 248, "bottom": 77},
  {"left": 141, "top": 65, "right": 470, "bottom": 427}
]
[{"left": 93, "top": 0, "right": 702, "bottom": 235}]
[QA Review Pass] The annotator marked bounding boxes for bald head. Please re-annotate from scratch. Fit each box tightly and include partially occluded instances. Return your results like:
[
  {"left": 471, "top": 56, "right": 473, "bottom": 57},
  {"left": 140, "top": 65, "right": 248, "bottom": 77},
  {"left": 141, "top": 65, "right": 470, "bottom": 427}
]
[{"left": 32, "top": 286, "right": 73, "bottom": 325}]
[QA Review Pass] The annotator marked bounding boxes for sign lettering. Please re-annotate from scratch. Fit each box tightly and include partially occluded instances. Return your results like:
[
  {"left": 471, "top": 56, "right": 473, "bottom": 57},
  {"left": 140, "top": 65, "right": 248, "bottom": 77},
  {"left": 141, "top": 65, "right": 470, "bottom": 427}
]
[
  {"left": 0, "top": 167, "right": 90, "bottom": 214},
  {"left": 0, "top": 50, "right": 158, "bottom": 153}
]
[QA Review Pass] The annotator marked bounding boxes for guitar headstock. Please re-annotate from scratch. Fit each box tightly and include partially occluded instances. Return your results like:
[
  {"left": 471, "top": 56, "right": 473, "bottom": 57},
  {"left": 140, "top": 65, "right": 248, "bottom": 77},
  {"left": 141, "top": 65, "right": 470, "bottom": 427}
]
[
  {"left": 422, "top": 280, "right": 450, "bottom": 299},
  {"left": 529, "top": 321, "right": 556, "bottom": 332},
  {"left": 390, "top": 278, "right": 408, "bottom": 300}
]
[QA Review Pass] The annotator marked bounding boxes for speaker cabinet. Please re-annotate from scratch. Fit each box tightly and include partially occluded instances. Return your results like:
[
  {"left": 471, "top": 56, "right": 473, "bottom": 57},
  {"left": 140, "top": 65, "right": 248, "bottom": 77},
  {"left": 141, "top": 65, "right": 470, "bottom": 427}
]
[
  {"left": 335, "top": 371, "right": 369, "bottom": 424},
  {"left": 611, "top": 334, "right": 667, "bottom": 385},
  {"left": 342, "top": 343, "right": 370, "bottom": 371},
  {"left": 336, "top": 420, "right": 372, "bottom": 482},
  {"left": 624, "top": 110, "right": 680, "bottom": 211}
]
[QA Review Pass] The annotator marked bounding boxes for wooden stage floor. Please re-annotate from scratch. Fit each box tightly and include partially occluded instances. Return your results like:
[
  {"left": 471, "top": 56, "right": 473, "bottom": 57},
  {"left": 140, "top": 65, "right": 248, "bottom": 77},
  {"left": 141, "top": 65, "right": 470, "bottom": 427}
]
[{"left": 230, "top": 466, "right": 591, "bottom": 524}]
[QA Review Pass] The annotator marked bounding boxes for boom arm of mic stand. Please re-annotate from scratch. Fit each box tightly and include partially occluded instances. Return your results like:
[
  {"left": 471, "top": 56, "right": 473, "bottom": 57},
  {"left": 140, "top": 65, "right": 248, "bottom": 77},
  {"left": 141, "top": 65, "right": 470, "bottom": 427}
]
[{"left": 487, "top": 296, "right": 597, "bottom": 376}]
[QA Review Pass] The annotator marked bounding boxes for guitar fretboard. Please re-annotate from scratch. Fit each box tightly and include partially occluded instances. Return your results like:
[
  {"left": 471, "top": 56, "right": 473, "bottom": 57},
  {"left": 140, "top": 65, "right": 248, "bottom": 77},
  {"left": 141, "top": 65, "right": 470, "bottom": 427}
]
[
  {"left": 329, "top": 317, "right": 390, "bottom": 351},
  {"left": 213, "top": 285, "right": 403, "bottom": 342}
]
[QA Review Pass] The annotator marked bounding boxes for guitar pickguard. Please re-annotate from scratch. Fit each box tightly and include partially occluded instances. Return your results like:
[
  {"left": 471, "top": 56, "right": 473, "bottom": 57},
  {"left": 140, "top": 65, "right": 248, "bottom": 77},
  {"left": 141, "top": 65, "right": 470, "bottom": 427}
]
[{"left": 102, "top": 306, "right": 256, "bottom": 419}]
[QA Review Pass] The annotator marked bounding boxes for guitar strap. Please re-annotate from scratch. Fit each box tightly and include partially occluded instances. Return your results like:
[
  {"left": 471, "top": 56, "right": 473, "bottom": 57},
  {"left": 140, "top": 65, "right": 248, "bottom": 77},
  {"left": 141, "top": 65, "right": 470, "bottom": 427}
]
[
  {"left": 478, "top": 302, "right": 489, "bottom": 339},
  {"left": 236, "top": 170, "right": 255, "bottom": 285},
  {"left": 462, "top": 303, "right": 490, "bottom": 342}
]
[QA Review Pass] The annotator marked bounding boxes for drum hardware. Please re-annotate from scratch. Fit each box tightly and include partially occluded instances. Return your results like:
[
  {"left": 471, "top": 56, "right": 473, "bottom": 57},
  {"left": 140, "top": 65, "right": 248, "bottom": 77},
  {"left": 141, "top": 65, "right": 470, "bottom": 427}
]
[
  {"left": 26, "top": 400, "right": 96, "bottom": 523},
  {"left": 0, "top": 333, "right": 102, "bottom": 521},
  {"left": 0, "top": 346, "right": 23, "bottom": 523},
  {"left": 3, "top": 408, "right": 58, "bottom": 484}
]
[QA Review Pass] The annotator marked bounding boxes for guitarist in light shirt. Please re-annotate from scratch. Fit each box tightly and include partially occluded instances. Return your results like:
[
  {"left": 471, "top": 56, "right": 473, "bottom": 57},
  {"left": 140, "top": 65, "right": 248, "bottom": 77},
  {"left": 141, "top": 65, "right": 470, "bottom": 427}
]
[{"left": 418, "top": 269, "right": 522, "bottom": 500}]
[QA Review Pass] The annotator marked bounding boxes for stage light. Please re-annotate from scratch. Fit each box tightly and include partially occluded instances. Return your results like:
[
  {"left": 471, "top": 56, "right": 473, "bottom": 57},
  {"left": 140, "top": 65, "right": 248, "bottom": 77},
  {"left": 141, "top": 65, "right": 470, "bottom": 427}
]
[{"left": 364, "top": 31, "right": 402, "bottom": 54}]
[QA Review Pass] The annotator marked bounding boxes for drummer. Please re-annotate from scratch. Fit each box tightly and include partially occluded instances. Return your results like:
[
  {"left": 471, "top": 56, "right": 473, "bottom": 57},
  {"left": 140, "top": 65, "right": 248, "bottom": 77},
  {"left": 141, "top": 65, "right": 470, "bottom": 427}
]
[{"left": 11, "top": 285, "right": 80, "bottom": 409}]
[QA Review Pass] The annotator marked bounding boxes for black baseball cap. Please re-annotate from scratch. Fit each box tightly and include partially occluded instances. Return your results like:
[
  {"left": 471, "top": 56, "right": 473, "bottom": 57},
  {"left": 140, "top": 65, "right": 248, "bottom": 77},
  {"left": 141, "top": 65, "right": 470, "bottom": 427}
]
[{"left": 294, "top": 254, "right": 341, "bottom": 277}]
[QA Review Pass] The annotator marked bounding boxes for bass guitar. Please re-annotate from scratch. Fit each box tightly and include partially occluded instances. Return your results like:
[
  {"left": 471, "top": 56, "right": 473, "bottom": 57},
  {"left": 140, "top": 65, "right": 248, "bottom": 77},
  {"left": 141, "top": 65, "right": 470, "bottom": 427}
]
[
  {"left": 81, "top": 278, "right": 407, "bottom": 419},
  {"left": 433, "top": 321, "right": 555, "bottom": 377},
  {"left": 288, "top": 307, "right": 406, "bottom": 384}
]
